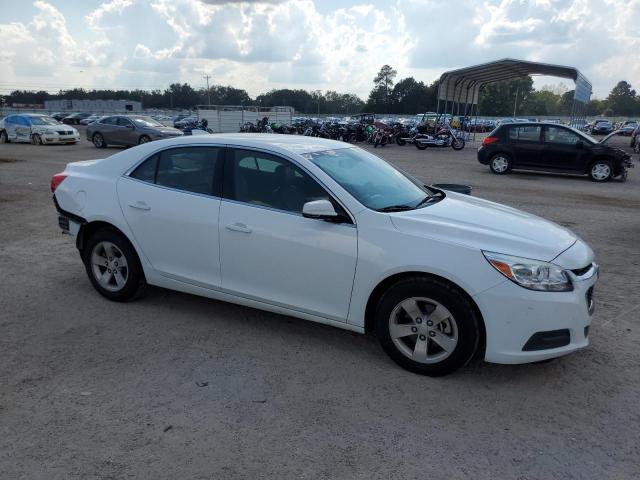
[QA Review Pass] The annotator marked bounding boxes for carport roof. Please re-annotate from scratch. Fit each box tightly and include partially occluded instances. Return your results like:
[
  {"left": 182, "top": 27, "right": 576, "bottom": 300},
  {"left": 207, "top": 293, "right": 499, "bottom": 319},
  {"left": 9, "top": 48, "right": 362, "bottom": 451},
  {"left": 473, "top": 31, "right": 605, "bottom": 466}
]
[{"left": 438, "top": 58, "right": 592, "bottom": 105}]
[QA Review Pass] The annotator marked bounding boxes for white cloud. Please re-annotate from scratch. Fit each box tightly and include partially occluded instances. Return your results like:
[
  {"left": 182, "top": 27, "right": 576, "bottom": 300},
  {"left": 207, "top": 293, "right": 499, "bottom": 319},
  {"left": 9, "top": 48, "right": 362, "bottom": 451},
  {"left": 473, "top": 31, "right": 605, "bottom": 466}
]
[{"left": 0, "top": 0, "right": 638, "bottom": 99}]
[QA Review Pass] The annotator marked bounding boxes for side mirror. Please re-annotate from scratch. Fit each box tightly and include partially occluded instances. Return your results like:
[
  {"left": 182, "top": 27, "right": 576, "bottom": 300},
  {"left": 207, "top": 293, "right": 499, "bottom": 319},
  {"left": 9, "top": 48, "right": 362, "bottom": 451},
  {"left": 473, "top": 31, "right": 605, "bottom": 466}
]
[
  {"left": 125, "top": 124, "right": 134, "bottom": 129},
  {"left": 576, "top": 140, "right": 583, "bottom": 149},
  {"left": 302, "top": 199, "right": 338, "bottom": 220}
]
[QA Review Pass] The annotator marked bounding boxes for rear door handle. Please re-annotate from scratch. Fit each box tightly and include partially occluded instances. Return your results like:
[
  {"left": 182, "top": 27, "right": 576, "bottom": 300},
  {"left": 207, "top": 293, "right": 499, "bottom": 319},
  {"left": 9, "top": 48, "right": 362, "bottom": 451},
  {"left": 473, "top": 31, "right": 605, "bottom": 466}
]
[
  {"left": 128, "top": 201, "right": 151, "bottom": 211},
  {"left": 226, "top": 223, "right": 252, "bottom": 234}
]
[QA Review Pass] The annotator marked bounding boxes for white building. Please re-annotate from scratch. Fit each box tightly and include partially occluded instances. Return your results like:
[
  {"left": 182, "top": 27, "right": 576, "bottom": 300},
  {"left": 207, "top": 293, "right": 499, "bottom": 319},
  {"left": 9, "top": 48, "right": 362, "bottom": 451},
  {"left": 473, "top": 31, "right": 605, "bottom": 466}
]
[{"left": 44, "top": 99, "right": 142, "bottom": 113}]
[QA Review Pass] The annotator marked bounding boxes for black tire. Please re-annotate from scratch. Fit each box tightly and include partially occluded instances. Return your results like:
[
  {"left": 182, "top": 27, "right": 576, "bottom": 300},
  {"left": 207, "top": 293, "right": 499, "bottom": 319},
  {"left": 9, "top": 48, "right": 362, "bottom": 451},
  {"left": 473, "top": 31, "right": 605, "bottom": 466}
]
[
  {"left": 31, "top": 134, "right": 42, "bottom": 145},
  {"left": 374, "top": 276, "right": 480, "bottom": 376},
  {"left": 138, "top": 135, "right": 151, "bottom": 145},
  {"left": 451, "top": 137, "right": 465, "bottom": 150},
  {"left": 416, "top": 142, "right": 428, "bottom": 150},
  {"left": 588, "top": 159, "right": 613, "bottom": 182},
  {"left": 82, "top": 229, "right": 146, "bottom": 302},
  {"left": 396, "top": 137, "right": 406, "bottom": 146},
  {"left": 374, "top": 137, "right": 379, "bottom": 148},
  {"left": 92, "top": 132, "right": 107, "bottom": 148},
  {"left": 0, "top": 130, "right": 8, "bottom": 143},
  {"left": 489, "top": 153, "right": 512, "bottom": 175}
]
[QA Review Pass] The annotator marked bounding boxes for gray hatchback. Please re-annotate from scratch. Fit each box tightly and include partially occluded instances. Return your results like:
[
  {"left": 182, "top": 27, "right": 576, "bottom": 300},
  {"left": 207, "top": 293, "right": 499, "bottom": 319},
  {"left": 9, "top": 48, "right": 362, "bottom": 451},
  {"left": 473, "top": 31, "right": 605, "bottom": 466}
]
[{"left": 87, "top": 115, "right": 183, "bottom": 148}]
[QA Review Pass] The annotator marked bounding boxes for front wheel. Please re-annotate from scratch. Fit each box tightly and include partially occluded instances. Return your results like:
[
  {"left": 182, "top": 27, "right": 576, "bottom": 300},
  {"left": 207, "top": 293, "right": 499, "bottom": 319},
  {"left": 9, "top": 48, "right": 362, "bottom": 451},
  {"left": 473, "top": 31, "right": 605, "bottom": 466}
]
[
  {"left": 589, "top": 160, "right": 613, "bottom": 182},
  {"left": 0, "top": 130, "right": 8, "bottom": 143},
  {"left": 416, "top": 142, "right": 428, "bottom": 150},
  {"left": 374, "top": 277, "right": 480, "bottom": 376},
  {"left": 138, "top": 135, "right": 151, "bottom": 144},
  {"left": 83, "top": 229, "right": 146, "bottom": 302},
  {"left": 31, "top": 134, "right": 43, "bottom": 145},
  {"left": 451, "top": 137, "right": 465, "bottom": 150},
  {"left": 489, "top": 154, "right": 512, "bottom": 174}
]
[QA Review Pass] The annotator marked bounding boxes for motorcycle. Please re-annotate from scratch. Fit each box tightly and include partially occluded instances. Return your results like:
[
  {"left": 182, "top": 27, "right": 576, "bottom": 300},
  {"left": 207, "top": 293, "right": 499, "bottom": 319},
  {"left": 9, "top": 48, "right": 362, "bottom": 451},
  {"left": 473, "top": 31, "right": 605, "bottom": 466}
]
[{"left": 398, "top": 121, "right": 465, "bottom": 150}]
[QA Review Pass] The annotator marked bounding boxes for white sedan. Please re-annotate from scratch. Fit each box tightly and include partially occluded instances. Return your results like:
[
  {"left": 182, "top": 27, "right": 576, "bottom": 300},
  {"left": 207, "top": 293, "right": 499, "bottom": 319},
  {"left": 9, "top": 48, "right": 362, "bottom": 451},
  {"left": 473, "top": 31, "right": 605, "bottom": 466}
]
[
  {"left": 0, "top": 113, "right": 80, "bottom": 144},
  {"left": 51, "top": 134, "right": 598, "bottom": 375}
]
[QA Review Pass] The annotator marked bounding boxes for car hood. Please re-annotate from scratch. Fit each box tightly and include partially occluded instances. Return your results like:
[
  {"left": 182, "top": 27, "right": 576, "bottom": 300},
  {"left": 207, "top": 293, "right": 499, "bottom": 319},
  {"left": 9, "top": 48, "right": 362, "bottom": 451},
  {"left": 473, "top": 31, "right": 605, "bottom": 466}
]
[
  {"left": 33, "top": 125, "right": 76, "bottom": 132},
  {"left": 389, "top": 192, "right": 576, "bottom": 262}
]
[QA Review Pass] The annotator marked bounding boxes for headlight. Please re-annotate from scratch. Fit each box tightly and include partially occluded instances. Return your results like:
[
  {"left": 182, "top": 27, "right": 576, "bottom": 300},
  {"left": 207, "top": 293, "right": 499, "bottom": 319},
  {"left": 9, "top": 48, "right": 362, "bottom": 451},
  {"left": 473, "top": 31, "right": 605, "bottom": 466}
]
[{"left": 482, "top": 251, "right": 573, "bottom": 292}]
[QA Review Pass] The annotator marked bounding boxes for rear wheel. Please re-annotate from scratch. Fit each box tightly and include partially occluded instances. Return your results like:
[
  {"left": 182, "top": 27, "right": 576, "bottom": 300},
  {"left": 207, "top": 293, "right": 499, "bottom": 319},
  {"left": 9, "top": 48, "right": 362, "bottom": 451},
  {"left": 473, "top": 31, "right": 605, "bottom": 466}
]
[
  {"left": 31, "top": 134, "right": 42, "bottom": 145},
  {"left": 92, "top": 132, "right": 107, "bottom": 148},
  {"left": 375, "top": 277, "right": 480, "bottom": 376},
  {"left": 416, "top": 142, "right": 428, "bottom": 150},
  {"left": 396, "top": 137, "right": 406, "bottom": 146},
  {"left": 83, "top": 229, "right": 146, "bottom": 302},
  {"left": 589, "top": 160, "right": 613, "bottom": 182},
  {"left": 489, "top": 154, "right": 511, "bottom": 174},
  {"left": 138, "top": 135, "right": 151, "bottom": 144}
]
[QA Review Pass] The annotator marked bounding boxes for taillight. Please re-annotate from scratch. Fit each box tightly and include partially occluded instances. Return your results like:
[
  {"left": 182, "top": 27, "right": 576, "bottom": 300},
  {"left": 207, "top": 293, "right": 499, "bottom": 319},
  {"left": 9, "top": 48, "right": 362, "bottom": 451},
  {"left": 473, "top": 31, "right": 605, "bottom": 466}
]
[
  {"left": 50, "top": 173, "right": 67, "bottom": 193},
  {"left": 482, "top": 136, "right": 499, "bottom": 146}
]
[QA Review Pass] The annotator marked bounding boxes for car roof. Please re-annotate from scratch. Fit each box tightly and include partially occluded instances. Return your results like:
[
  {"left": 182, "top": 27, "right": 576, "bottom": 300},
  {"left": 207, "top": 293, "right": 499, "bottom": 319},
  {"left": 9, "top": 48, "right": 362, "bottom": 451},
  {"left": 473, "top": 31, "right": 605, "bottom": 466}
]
[{"left": 154, "top": 133, "right": 353, "bottom": 155}]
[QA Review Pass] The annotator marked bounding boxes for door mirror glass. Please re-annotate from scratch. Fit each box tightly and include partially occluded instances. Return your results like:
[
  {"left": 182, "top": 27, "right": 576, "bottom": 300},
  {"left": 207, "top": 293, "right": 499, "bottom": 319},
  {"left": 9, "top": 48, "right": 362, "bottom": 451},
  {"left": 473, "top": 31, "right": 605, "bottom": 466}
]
[{"left": 302, "top": 199, "right": 338, "bottom": 219}]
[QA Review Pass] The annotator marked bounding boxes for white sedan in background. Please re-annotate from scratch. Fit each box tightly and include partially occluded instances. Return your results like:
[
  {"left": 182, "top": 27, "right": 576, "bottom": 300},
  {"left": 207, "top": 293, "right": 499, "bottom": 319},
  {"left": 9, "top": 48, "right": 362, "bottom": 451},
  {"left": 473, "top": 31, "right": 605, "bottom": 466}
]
[
  {"left": 51, "top": 134, "right": 598, "bottom": 376},
  {"left": 0, "top": 113, "right": 80, "bottom": 144}
]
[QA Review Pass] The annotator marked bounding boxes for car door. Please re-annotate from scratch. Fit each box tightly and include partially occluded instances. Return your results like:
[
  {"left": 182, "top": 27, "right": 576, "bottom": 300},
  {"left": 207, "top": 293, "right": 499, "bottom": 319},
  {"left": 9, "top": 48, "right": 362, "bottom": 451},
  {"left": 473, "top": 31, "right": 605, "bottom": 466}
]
[
  {"left": 219, "top": 147, "right": 358, "bottom": 322},
  {"left": 98, "top": 117, "right": 120, "bottom": 143},
  {"left": 4, "top": 115, "right": 19, "bottom": 141},
  {"left": 542, "top": 126, "right": 584, "bottom": 171},
  {"left": 117, "top": 146, "right": 224, "bottom": 287},
  {"left": 117, "top": 117, "right": 138, "bottom": 145},
  {"left": 508, "top": 125, "right": 543, "bottom": 168}
]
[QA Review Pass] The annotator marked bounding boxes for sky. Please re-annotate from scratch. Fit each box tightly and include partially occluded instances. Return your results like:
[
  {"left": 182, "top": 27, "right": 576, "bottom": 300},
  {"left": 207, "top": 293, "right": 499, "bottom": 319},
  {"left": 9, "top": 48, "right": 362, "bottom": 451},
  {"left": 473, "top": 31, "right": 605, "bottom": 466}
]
[{"left": 0, "top": 0, "right": 639, "bottom": 100}]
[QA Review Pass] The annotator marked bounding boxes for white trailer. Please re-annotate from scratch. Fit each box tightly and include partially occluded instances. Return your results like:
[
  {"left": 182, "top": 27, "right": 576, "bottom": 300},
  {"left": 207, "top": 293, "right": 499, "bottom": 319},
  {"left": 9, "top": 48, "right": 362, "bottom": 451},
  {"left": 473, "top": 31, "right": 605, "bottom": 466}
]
[{"left": 197, "top": 105, "right": 293, "bottom": 133}]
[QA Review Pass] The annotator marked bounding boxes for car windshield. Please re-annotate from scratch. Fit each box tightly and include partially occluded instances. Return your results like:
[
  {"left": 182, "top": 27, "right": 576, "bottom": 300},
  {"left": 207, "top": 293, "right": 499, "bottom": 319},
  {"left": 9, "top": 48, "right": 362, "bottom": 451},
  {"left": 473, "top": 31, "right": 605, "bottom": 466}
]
[
  {"left": 305, "top": 148, "right": 430, "bottom": 211},
  {"left": 130, "top": 116, "right": 163, "bottom": 127},
  {"left": 29, "top": 116, "right": 59, "bottom": 126}
]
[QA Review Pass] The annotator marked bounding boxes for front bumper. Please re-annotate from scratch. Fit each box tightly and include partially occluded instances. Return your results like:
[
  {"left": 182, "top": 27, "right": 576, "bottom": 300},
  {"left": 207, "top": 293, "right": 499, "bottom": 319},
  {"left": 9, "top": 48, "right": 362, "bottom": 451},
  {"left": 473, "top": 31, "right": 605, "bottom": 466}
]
[
  {"left": 42, "top": 134, "right": 80, "bottom": 144},
  {"left": 474, "top": 263, "right": 598, "bottom": 364}
]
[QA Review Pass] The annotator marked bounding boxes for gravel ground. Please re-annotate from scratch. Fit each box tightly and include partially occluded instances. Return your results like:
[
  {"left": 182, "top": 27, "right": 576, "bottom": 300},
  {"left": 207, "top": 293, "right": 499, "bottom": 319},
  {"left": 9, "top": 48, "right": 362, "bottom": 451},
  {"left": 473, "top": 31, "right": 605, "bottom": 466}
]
[{"left": 1, "top": 129, "right": 639, "bottom": 480}]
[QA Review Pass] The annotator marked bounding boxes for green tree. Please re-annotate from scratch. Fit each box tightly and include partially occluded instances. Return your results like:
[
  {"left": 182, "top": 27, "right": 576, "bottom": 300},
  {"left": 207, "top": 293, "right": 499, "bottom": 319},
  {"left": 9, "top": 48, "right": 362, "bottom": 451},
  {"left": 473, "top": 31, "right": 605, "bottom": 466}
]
[
  {"left": 605, "top": 81, "right": 637, "bottom": 116},
  {"left": 478, "top": 77, "right": 534, "bottom": 116}
]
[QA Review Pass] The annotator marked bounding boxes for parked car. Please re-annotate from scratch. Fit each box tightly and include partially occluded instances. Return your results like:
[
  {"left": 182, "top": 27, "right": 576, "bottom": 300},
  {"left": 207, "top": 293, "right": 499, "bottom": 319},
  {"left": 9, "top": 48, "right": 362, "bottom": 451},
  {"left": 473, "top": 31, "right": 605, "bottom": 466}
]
[
  {"left": 0, "top": 113, "right": 80, "bottom": 145},
  {"left": 52, "top": 134, "right": 599, "bottom": 376},
  {"left": 87, "top": 115, "right": 183, "bottom": 148},
  {"left": 51, "top": 112, "right": 68, "bottom": 122},
  {"left": 618, "top": 121, "right": 637, "bottom": 136},
  {"left": 79, "top": 114, "right": 104, "bottom": 126},
  {"left": 62, "top": 112, "right": 92, "bottom": 125},
  {"left": 630, "top": 125, "right": 640, "bottom": 151},
  {"left": 172, "top": 114, "right": 192, "bottom": 128},
  {"left": 174, "top": 116, "right": 199, "bottom": 130},
  {"left": 478, "top": 122, "right": 633, "bottom": 182},
  {"left": 590, "top": 120, "right": 613, "bottom": 135}
]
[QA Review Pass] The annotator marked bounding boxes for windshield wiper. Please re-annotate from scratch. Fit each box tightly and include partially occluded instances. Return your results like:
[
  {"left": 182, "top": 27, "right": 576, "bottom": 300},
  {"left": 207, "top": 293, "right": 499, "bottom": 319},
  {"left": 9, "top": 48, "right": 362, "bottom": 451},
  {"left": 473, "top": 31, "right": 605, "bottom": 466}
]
[
  {"left": 415, "top": 191, "right": 444, "bottom": 208},
  {"left": 377, "top": 204, "right": 415, "bottom": 212}
]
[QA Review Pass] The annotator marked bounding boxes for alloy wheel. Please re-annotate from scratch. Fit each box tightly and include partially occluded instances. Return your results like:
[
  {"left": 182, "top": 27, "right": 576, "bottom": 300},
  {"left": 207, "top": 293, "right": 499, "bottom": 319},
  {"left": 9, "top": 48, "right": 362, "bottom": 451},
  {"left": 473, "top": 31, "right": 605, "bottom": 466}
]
[
  {"left": 90, "top": 241, "right": 129, "bottom": 292},
  {"left": 491, "top": 156, "right": 509, "bottom": 173},
  {"left": 388, "top": 297, "right": 458, "bottom": 364}
]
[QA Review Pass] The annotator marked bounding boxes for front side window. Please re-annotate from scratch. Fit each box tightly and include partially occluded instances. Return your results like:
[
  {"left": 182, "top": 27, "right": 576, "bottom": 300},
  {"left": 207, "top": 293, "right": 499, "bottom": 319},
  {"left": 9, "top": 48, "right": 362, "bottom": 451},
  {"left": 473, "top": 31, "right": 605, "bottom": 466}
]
[
  {"left": 227, "top": 149, "right": 330, "bottom": 213},
  {"left": 545, "top": 127, "right": 580, "bottom": 145},
  {"left": 130, "top": 116, "right": 163, "bottom": 128},
  {"left": 117, "top": 117, "right": 133, "bottom": 127},
  {"left": 100, "top": 117, "right": 118, "bottom": 125},
  {"left": 129, "top": 147, "right": 222, "bottom": 196},
  {"left": 30, "top": 116, "right": 59, "bottom": 126},
  {"left": 306, "top": 147, "right": 428, "bottom": 211},
  {"left": 509, "top": 126, "right": 541, "bottom": 142}
]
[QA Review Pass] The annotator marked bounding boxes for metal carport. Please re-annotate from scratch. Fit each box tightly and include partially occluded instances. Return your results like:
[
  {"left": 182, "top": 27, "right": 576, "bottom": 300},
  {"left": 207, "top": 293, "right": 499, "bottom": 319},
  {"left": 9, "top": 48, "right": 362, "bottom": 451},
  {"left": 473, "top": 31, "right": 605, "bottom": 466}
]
[{"left": 436, "top": 58, "right": 592, "bottom": 129}]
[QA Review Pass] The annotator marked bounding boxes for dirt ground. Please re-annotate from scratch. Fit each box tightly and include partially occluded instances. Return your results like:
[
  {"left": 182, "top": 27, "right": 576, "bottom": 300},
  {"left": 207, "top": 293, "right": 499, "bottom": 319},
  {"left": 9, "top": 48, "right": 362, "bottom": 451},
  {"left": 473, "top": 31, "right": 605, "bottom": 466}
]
[{"left": 1, "top": 128, "right": 639, "bottom": 479}]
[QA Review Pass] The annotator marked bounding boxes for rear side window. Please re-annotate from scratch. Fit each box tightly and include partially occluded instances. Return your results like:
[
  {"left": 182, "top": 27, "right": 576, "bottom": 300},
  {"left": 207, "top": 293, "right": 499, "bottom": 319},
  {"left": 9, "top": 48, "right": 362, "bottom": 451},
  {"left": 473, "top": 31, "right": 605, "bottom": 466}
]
[
  {"left": 509, "top": 126, "right": 541, "bottom": 142},
  {"left": 129, "top": 147, "right": 223, "bottom": 196},
  {"left": 130, "top": 154, "right": 158, "bottom": 182}
]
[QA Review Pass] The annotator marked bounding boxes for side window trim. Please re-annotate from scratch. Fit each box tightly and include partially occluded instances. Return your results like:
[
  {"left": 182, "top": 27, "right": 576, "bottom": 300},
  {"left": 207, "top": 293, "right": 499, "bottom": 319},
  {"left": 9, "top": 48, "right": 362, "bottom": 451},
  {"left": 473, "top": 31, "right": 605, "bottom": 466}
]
[{"left": 222, "top": 145, "right": 354, "bottom": 224}]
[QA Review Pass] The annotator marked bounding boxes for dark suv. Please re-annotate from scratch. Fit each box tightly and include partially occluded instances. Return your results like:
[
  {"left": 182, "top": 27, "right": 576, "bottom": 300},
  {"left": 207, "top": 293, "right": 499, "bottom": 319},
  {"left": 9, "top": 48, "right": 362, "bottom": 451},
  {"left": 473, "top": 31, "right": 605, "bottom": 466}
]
[{"left": 478, "top": 122, "right": 633, "bottom": 182}]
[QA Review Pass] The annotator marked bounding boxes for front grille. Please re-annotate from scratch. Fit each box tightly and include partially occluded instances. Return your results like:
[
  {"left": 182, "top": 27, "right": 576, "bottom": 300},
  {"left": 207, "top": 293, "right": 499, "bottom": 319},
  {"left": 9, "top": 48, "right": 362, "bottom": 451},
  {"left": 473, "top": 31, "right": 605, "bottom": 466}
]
[{"left": 57, "top": 130, "right": 73, "bottom": 135}]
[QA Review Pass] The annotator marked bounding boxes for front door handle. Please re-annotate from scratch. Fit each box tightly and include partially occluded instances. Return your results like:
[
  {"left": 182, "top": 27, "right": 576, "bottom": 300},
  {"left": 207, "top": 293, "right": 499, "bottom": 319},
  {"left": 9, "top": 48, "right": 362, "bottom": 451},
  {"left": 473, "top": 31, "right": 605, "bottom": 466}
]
[
  {"left": 128, "top": 201, "right": 151, "bottom": 211},
  {"left": 226, "top": 223, "right": 252, "bottom": 234}
]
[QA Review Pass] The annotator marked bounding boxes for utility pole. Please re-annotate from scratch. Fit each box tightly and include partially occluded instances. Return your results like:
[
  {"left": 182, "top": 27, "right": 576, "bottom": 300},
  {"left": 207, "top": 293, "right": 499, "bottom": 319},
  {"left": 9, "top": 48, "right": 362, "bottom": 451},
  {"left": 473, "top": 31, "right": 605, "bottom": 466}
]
[{"left": 203, "top": 74, "right": 211, "bottom": 105}]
